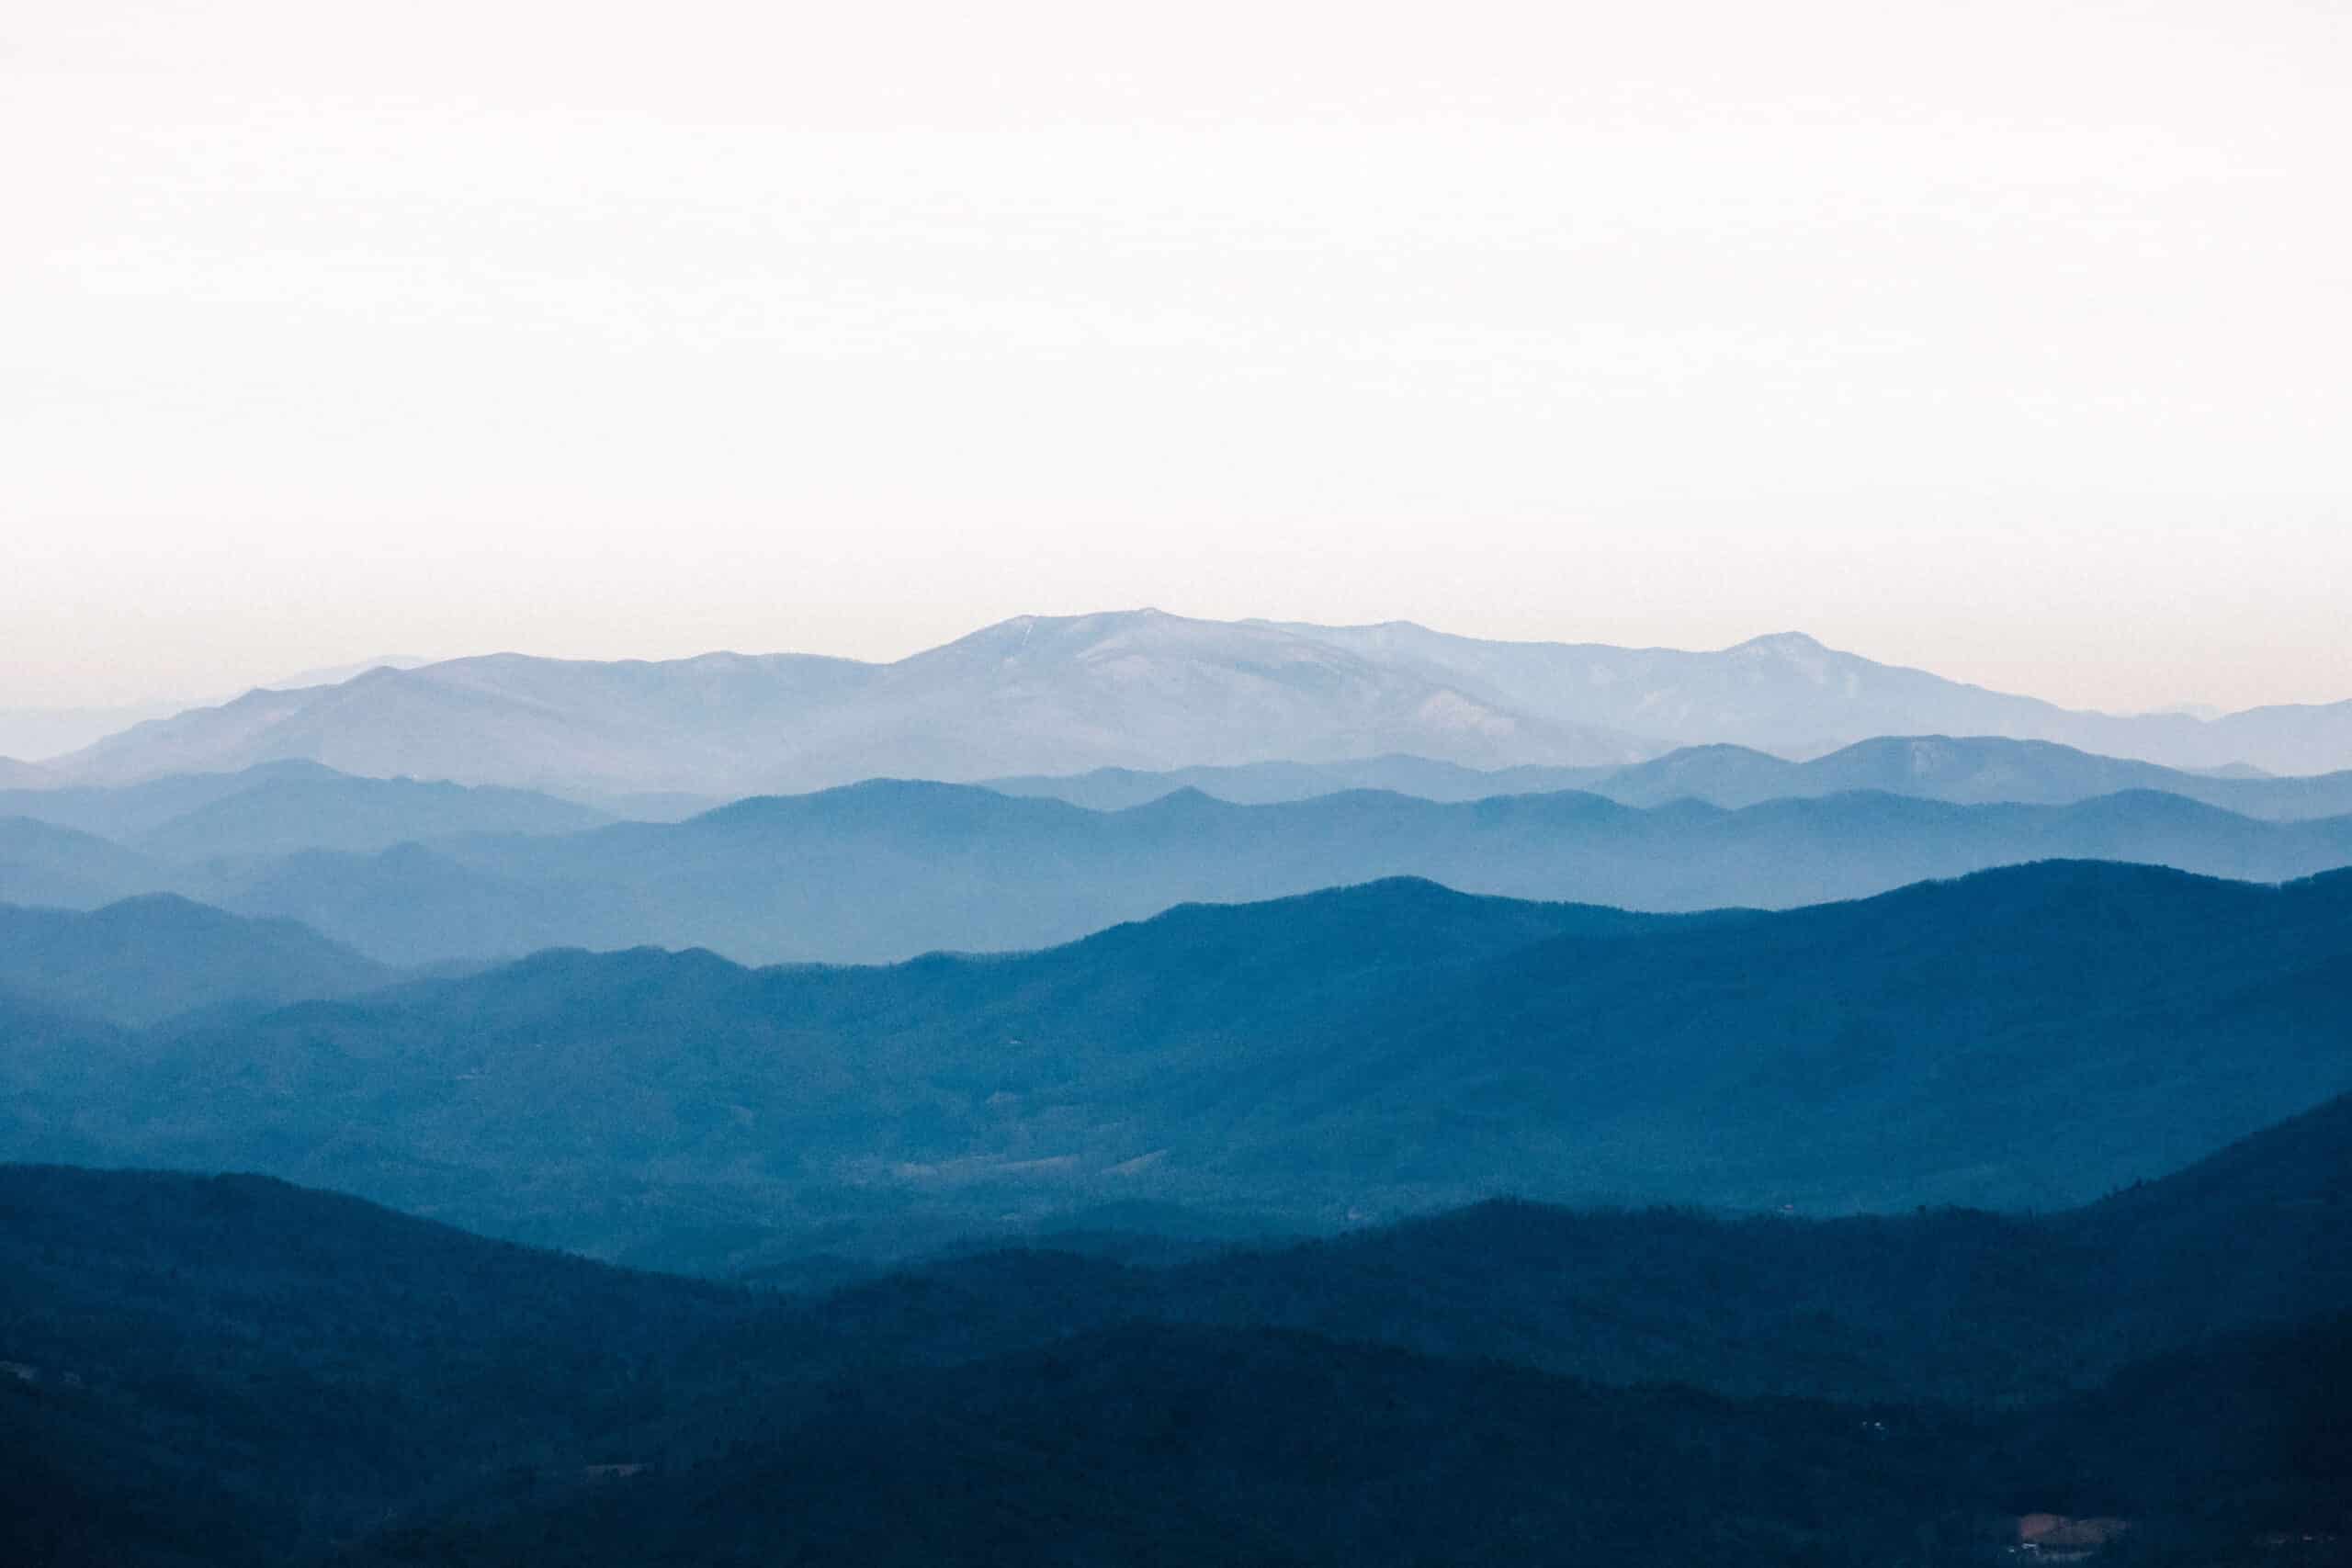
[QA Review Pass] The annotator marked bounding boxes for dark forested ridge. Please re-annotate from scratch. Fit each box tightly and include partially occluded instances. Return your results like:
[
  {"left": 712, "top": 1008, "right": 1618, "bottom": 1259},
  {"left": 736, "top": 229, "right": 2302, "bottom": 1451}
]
[
  {"left": 6, "top": 863, "right": 2350, "bottom": 1266},
  {"left": 3, "top": 1143, "right": 2347, "bottom": 1568},
  {"left": 685, "top": 1087, "right": 2352, "bottom": 1409},
  {"left": 341, "top": 1315, "right": 2352, "bottom": 1568},
  {"left": 0, "top": 1167, "right": 747, "bottom": 1568}
]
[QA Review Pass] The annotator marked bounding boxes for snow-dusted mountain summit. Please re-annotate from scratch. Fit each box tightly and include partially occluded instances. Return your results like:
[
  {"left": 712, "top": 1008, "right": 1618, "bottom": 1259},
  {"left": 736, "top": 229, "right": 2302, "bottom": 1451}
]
[{"left": 36, "top": 610, "right": 2352, "bottom": 793}]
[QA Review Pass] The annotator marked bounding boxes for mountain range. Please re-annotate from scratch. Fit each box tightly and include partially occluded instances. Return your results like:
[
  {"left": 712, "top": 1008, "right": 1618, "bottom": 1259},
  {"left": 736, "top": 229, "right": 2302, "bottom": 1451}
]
[
  {"left": 23, "top": 611, "right": 2352, "bottom": 794},
  {"left": 1255, "top": 617, "right": 2352, "bottom": 772},
  {"left": 11, "top": 773, "right": 2352, "bottom": 966},
  {"left": 0, "top": 759, "right": 612, "bottom": 861},
  {"left": 8, "top": 609, "right": 2352, "bottom": 1564},
  {"left": 11, "top": 863, "right": 2349, "bottom": 1264},
  {"left": 34, "top": 614, "right": 1652, "bottom": 795},
  {"left": 7, "top": 741, "right": 2352, "bottom": 970},
  {"left": 107, "top": 782, "right": 2352, "bottom": 964},
  {"left": 991, "top": 734, "right": 2352, "bottom": 819},
  {"left": 6, "top": 736, "right": 2351, "bottom": 954},
  {"left": 0, "top": 659, "right": 430, "bottom": 765}
]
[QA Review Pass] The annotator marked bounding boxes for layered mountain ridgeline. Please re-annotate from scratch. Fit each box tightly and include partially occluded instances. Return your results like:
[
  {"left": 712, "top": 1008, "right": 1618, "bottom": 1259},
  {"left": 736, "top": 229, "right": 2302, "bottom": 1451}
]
[
  {"left": 8, "top": 863, "right": 2349, "bottom": 1262},
  {"left": 6, "top": 742, "right": 2352, "bottom": 975},
  {"left": 1584, "top": 734, "right": 2352, "bottom": 815},
  {"left": 159, "top": 784, "right": 2352, "bottom": 964},
  {"left": 4, "top": 1144, "right": 2347, "bottom": 1568},
  {"left": 0, "top": 763, "right": 621, "bottom": 946},
  {"left": 35, "top": 612, "right": 2352, "bottom": 795},
  {"left": 986, "top": 752, "right": 1624, "bottom": 809},
  {"left": 0, "top": 817, "right": 171, "bottom": 911},
  {"left": 993, "top": 735, "right": 2352, "bottom": 820},
  {"left": 12, "top": 775, "right": 2352, "bottom": 966},
  {"left": 0, "top": 760, "right": 612, "bottom": 858}
]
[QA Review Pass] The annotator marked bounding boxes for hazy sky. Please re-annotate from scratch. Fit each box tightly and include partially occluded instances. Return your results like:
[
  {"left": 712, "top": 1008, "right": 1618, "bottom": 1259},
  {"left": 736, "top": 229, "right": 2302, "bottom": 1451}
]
[{"left": 6, "top": 0, "right": 2347, "bottom": 715}]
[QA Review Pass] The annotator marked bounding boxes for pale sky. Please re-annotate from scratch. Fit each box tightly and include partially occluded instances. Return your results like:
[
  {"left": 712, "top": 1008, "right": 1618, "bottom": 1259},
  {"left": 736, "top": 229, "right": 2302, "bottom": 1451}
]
[{"left": 5, "top": 0, "right": 2347, "bottom": 715}]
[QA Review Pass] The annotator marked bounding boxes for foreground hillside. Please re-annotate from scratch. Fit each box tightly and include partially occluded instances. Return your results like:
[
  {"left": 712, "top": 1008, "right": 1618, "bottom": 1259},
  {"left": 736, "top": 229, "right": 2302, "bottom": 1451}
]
[
  {"left": 3, "top": 1142, "right": 2346, "bottom": 1567},
  {"left": 8, "top": 863, "right": 2349, "bottom": 1262},
  {"left": 344, "top": 1314, "right": 2352, "bottom": 1568},
  {"left": 0, "top": 1168, "right": 748, "bottom": 1568}
]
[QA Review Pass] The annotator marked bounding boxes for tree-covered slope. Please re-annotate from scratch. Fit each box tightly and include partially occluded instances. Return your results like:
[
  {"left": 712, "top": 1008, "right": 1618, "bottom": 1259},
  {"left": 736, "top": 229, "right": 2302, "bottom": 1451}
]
[
  {"left": 12, "top": 864, "right": 2351, "bottom": 1259},
  {"left": 6, "top": 1156, "right": 2349, "bottom": 1568}
]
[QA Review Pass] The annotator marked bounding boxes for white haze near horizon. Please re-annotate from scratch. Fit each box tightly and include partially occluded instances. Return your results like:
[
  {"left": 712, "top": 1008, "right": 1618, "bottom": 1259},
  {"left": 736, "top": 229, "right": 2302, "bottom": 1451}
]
[{"left": 4, "top": 0, "right": 2347, "bottom": 716}]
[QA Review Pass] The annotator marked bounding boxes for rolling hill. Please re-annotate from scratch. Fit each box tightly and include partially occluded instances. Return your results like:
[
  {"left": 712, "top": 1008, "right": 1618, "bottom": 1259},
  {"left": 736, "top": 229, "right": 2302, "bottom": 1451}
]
[
  {"left": 128, "top": 768, "right": 611, "bottom": 861},
  {"left": 0, "top": 895, "right": 396, "bottom": 1026},
  {"left": 0, "top": 818, "right": 179, "bottom": 910},
  {"left": 0, "top": 761, "right": 612, "bottom": 858}
]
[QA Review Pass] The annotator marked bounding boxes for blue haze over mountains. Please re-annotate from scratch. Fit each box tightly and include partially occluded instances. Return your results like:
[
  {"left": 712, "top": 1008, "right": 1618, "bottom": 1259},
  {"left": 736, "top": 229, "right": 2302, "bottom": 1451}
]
[
  {"left": 7, "top": 608, "right": 2352, "bottom": 1565},
  {"left": 10, "top": 763, "right": 2352, "bottom": 965},
  {"left": 6, "top": 605, "right": 2352, "bottom": 1247},
  {"left": 9, "top": 612, "right": 2352, "bottom": 966},
  {"left": 9, "top": 863, "right": 2352, "bottom": 1269}
]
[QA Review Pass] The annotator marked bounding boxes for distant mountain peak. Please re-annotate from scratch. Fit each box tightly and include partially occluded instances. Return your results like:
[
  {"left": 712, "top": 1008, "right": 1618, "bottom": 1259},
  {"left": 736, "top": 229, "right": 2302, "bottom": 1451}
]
[
  {"left": 260, "top": 654, "right": 437, "bottom": 691},
  {"left": 1728, "top": 631, "right": 1832, "bottom": 655},
  {"left": 0, "top": 755, "right": 59, "bottom": 788}
]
